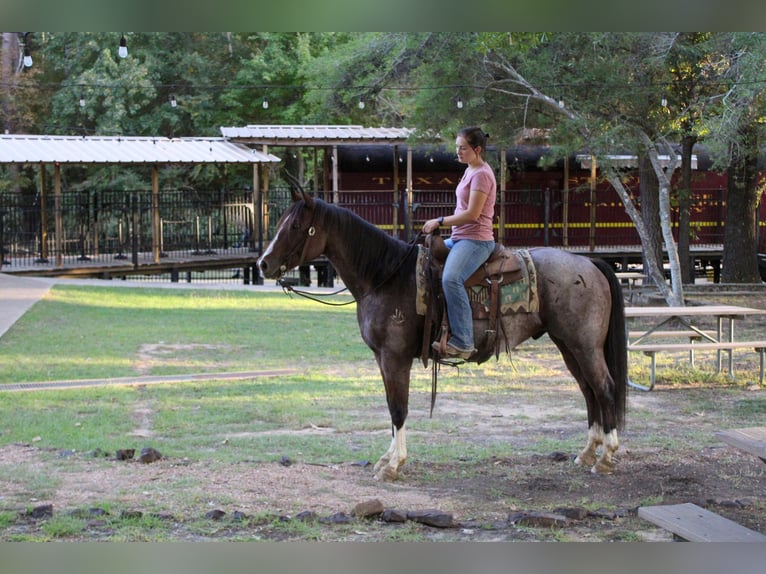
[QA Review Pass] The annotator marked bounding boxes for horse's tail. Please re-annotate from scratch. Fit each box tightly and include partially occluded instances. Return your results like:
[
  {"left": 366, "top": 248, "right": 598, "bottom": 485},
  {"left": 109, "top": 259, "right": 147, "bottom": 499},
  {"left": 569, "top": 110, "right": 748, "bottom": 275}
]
[{"left": 592, "top": 259, "right": 628, "bottom": 430}]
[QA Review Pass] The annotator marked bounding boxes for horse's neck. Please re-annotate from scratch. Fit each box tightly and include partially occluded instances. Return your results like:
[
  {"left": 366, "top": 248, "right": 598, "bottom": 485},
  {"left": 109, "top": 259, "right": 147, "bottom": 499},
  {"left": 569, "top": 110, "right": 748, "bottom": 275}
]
[{"left": 324, "top": 217, "right": 412, "bottom": 297}]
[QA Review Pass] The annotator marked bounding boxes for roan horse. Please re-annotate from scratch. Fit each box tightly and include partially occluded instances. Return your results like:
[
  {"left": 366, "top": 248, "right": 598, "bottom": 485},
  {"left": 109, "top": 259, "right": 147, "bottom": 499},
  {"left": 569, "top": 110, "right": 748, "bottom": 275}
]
[{"left": 258, "top": 187, "right": 628, "bottom": 481}]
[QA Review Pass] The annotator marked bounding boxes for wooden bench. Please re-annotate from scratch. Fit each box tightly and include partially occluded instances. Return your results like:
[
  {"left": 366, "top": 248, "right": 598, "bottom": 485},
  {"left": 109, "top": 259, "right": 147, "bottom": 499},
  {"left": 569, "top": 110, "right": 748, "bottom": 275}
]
[
  {"left": 638, "top": 503, "right": 766, "bottom": 542},
  {"left": 628, "top": 330, "right": 717, "bottom": 366},
  {"left": 627, "top": 340, "right": 766, "bottom": 391},
  {"left": 717, "top": 427, "right": 766, "bottom": 463}
]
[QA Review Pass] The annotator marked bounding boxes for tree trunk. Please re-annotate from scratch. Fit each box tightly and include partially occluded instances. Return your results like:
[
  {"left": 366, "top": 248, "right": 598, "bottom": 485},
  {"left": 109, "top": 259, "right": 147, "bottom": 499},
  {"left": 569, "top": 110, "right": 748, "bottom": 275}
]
[
  {"left": 678, "top": 135, "right": 697, "bottom": 284},
  {"left": 1, "top": 33, "right": 20, "bottom": 132},
  {"left": 639, "top": 153, "right": 662, "bottom": 284},
  {"left": 722, "top": 124, "right": 761, "bottom": 283}
]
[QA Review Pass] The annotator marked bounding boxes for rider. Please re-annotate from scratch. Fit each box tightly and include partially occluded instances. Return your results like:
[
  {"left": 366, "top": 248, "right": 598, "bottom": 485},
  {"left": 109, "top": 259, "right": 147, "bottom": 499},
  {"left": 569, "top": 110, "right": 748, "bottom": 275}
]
[{"left": 422, "top": 127, "right": 497, "bottom": 359}]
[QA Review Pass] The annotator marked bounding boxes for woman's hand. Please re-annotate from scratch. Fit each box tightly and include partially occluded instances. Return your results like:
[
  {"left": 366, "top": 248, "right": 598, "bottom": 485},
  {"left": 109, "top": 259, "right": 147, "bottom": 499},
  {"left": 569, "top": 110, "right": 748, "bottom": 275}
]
[{"left": 423, "top": 218, "right": 441, "bottom": 234}]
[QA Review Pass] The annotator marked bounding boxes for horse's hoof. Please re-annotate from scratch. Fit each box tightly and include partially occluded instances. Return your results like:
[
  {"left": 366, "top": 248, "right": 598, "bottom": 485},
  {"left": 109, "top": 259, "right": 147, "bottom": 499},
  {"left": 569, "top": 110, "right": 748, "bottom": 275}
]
[
  {"left": 373, "top": 458, "right": 389, "bottom": 474},
  {"left": 574, "top": 453, "right": 597, "bottom": 467},
  {"left": 590, "top": 460, "right": 615, "bottom": 475},
  {"left": 374, "top": 466, "right": 399, "bottom": 482}
]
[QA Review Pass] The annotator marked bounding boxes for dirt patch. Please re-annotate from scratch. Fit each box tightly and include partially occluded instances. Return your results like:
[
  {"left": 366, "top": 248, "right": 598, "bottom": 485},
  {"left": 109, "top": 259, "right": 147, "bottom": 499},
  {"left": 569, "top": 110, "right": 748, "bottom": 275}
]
[{"left": 2, "top": 377, "right": 765, "bottom": 542}]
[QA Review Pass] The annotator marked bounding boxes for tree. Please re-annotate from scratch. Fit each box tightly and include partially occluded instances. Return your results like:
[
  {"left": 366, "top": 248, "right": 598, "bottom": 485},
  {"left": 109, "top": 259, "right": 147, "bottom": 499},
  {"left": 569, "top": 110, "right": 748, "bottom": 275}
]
[{"left": 700, "top": 33, "right": 766, "bottom": 283}]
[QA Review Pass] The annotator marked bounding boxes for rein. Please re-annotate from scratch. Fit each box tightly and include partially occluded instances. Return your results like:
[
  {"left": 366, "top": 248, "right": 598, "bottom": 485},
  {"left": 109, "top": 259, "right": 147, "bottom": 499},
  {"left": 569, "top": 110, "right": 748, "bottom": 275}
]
[{"left": 277, "top": 281, "right": 355, "bottom": 306}]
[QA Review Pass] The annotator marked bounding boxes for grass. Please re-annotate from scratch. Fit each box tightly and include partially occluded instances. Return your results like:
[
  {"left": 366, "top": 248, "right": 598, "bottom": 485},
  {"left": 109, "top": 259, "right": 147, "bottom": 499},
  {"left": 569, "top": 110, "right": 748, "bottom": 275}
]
[
  {"left": 2, "top": 284, "right": 766, "bottom": 541},
  {"left": 0, "top": 285, "right": 367, "bottom": 383}
]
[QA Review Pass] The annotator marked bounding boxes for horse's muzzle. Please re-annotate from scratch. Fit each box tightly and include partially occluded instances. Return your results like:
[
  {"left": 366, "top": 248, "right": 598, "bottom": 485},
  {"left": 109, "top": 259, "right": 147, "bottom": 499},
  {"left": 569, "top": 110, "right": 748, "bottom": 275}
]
[{"left": 257, "top": 256, "right": 285, "bottom": 279}]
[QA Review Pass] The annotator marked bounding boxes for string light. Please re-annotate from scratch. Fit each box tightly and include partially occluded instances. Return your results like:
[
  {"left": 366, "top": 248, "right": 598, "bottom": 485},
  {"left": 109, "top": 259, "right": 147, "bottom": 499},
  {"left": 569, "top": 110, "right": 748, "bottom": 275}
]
[
  {"left": 262, "top": 96, "right": 269, "bottom": 109},
  {"left": 358, "top": 97, "right": 365, "bottom": 110},
  {"left": 170, "top": 94, "right": 177, "bottom": 108},
  {"left": 18, "top": 32, "right": 33, "bottom": 70},
  {"left": 79, "top": 94, "right": 85, "bottom": 108},
  {"left": 456, "top": 96, "right": 463, "bottom": 109},
  {"left": 118, "top": 35, "right": 128, "bottom": 58},
  {"left": 661, "top": 93, "right": 668, "bottom": 108}
]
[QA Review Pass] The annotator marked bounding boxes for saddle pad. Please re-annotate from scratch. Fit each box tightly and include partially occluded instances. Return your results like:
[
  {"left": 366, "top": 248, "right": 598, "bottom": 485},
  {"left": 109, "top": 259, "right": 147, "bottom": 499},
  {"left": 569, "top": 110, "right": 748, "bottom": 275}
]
[
  {"left": 416, "top": 247, "right": 539, "bottom": 316},
  {"left": 467, "top": 248, "right": 539, "bottom": 314}
]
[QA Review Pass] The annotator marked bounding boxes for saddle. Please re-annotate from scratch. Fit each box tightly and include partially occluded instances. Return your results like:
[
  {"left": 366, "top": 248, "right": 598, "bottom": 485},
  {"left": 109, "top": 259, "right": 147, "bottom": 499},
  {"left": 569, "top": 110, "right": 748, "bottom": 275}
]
[{"left": 419, "top": 233, "right": 534, "bottom": 366}]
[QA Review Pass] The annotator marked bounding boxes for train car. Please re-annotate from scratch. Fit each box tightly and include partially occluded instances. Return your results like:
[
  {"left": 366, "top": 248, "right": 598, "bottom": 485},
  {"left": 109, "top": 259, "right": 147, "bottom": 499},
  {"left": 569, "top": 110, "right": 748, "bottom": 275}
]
[{"left": 335, "top": 144, "right": 760, "bottom": 256}]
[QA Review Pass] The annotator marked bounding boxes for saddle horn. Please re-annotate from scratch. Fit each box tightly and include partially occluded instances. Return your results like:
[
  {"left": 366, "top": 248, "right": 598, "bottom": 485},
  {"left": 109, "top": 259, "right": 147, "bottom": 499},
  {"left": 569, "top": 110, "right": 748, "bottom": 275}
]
[{"left": 284, "top": 171, "right": 314, "bottom": 207}]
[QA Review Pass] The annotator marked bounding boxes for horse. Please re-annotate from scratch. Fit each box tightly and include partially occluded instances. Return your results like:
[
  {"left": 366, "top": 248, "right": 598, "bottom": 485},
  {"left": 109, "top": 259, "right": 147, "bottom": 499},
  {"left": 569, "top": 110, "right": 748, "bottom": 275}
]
[{"left": 258, "top": 187, "right": 628, "bottom": 481}]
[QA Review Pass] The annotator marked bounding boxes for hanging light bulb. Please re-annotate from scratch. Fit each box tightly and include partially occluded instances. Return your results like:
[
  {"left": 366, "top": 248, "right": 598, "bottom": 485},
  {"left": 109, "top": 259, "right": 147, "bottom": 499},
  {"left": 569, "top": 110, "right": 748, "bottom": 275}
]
[
  {"left": 118, "top": 35, "right": 128, "bottom": 58},
  {"left": 170, "top": 95, "right": 177, "bottom": 108},
  {"left": 456, "top": 96, "right": 463, "bottom": 109},
  {"left": 558, "top": 97, "right": 565, "bottom": 109},
  {"left": 661, "top": 94, "right": 668, "bottom": 108},
  {"left": 358, "top": 97, "right": 365, "bottom": 110},
  {"left": 79, "top": 94, "right": 86, "bottom": 108},
  {"left": 262, "top": 96, "right": 269, "bottom": 110},
  {"left": 21, "top": 33, "right": 32, "bottom": 68}
]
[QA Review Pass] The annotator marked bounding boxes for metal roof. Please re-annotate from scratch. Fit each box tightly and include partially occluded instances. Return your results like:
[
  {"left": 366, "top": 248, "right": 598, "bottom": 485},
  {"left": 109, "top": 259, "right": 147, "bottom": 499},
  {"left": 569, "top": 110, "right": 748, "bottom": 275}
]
[
  {"left": 0, "top": 135, "right": 282, "bottom": 164},
  {"left": 220, "top": 124, "right": 414, "bottom": 146}
]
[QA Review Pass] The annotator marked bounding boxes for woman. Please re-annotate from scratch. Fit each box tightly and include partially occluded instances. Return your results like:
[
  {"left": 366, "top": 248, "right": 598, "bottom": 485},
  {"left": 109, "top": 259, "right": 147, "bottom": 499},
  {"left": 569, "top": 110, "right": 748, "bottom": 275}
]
[{"left": 423, "top": 126, "right": 497, "bottom": 359}]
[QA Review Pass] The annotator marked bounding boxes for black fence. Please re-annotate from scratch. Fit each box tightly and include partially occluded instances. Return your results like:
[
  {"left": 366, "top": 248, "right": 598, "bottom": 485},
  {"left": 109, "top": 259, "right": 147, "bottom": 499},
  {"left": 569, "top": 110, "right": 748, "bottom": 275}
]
[
  {"left": 0, "top": 183, "right": 737, "bottom": 282},
  {"left": 0, "top": 188, "right": 257, "bottom": 269}
]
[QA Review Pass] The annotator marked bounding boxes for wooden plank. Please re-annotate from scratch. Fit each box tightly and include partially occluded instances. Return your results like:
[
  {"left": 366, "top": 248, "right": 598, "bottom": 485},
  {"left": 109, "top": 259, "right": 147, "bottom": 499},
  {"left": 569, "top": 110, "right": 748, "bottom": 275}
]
[
  {"left": 717, "top": 427, "right": 766, "bottom": 461},
  {"left": 638, "top": 503, "right": 766, "bottom": 542},
  {"left": 628, "top": 330, "right": 715, "bottom": 339},
  {"left": 628, "top": 341, "right": 766, "bottom": 353},
  {"left": 625, "top": 305, "right": 766, "bottom": 319}
]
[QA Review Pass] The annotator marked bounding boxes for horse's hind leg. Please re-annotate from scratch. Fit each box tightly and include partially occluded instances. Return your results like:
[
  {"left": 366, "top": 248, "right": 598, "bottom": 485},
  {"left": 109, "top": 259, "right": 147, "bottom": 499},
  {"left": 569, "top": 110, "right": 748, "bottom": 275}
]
[
  {"left": 372, "top": 350, "right": 412, "bottom": 481},
  {"left": 576, "top": 422, "right": 604, "bottom": 468},
  {"left": 554, "top": 340, "right": 617, "bottom": 474}
]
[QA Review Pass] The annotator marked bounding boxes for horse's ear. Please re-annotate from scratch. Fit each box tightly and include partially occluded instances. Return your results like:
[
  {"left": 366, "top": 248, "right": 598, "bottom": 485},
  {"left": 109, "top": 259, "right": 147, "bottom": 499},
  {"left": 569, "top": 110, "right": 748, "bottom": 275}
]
[{"left": 284, "top": 171, "right": 314, "bottom": 207}]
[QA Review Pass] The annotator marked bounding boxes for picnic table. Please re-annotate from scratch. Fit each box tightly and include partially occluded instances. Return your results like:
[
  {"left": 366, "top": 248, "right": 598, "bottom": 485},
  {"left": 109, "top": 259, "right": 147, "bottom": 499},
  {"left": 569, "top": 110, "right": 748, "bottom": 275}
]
[
  {"left": 624, "top": 304, "right": 766, "bottom": 390},
  {"left": 615, "top": 272, "right": 645, "bottom": 302}
]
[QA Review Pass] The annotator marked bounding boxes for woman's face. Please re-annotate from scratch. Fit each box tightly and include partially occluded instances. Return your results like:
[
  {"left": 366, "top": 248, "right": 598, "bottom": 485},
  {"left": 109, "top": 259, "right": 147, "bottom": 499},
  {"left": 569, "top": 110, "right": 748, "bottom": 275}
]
[{"left": 455, "top": 136, "right": 480, "bottom": 165}]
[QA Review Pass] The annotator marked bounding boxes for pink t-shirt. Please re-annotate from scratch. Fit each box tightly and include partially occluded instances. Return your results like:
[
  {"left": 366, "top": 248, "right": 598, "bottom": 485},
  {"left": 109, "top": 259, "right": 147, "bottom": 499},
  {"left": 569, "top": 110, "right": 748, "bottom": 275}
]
[{"left": 450, "top": 162, "right": 496, "bottom": 241}]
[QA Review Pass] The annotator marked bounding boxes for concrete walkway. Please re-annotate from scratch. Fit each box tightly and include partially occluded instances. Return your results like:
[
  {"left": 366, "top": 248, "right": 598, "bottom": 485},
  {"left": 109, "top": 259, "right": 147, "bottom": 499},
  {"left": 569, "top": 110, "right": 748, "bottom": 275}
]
[{"left": 0, "top": 273, "right": 56, "bottom": 339}]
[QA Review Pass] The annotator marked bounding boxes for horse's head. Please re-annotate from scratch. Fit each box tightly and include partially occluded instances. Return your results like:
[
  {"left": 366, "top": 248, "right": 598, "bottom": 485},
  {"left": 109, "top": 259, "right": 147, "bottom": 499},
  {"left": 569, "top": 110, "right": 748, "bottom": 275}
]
[{"left": 257, "top": 179, "right": 327, "bottom": 280}]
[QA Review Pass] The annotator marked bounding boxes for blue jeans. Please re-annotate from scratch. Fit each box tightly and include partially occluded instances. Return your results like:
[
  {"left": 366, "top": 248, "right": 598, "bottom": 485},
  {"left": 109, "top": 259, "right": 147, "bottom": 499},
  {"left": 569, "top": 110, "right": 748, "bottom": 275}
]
[{"left": 442, "top": 237, "right": 495, "bottom": 350}]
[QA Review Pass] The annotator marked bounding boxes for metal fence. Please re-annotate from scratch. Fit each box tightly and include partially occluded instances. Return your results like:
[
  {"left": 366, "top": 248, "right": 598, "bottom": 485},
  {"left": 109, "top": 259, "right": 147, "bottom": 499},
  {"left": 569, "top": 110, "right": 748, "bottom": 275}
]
[
  {"left": 0, "top": 183, "right": 734, "bottom": 277},
  {"left": 0, "top": 188, "right": 257, "bottom": 269}
]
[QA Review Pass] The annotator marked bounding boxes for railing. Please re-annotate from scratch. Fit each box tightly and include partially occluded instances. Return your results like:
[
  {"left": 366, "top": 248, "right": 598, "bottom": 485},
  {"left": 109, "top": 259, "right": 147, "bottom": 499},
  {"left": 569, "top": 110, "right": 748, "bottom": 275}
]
[
  {"left": 0, "top": 184, "right": 739, "bottom": 275},
  {"left": 0, "top": 188, "right": 257, "bottom": 270}
]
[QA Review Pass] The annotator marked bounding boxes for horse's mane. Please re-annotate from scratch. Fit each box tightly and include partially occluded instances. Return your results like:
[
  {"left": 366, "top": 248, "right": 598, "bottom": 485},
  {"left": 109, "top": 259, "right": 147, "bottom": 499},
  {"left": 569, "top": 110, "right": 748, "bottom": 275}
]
[{"left": 311, "top": 199, "right": 417, "bottom": 283}]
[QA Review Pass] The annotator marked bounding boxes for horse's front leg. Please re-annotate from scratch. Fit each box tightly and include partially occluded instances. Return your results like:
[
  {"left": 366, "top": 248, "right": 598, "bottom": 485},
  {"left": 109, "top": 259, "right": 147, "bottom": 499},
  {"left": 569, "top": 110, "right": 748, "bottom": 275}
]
[
  {"left": 372, "top": 350, "right": 412, "bottom": 481},
  {"left": 373, "top": 424, "right": 407, "bottom": 481}
]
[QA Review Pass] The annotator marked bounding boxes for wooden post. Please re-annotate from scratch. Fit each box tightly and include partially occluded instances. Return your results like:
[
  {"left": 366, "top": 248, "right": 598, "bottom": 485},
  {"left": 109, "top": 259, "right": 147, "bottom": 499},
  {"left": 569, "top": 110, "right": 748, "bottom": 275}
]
[
  {"left": 253, "top": 163, "right": 260, "bottom": 253},
  {"left": 499, "top": 147, "right": 506, "bottom": 245},
  {"left": 589, "top": 155, "right": 597, "bottom": 251},
  {"left": 406, "top": 146, "right": 413, "bottom": 240},
  {"left": 151, "top": 165, "right": 160, "bottom": 263},
  {"left": 562, "top": 155, "right": 569, "bottom": 247},
  {"left": 392, "top": 145, "right": 399, "bottom": 238},
  {"left": 332, "top": 145, "right": 339, "bottom": 205},
  {"left": 262, "top": 144, "right": 270, "bottom": 242},
  {"left": 53, "top": 162, "right": 63, "bottom": 268},
  {"left": 38, "top": 163, "right": 48, "bottom": 262}
]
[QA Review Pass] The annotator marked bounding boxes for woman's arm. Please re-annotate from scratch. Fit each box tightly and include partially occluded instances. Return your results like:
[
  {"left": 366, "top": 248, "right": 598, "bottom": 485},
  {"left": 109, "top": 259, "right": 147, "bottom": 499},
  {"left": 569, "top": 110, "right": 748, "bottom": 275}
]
[{"left": 422, "top": 188, "right": 488, "bottom": 233}]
